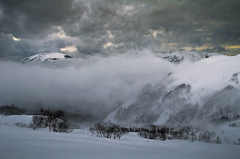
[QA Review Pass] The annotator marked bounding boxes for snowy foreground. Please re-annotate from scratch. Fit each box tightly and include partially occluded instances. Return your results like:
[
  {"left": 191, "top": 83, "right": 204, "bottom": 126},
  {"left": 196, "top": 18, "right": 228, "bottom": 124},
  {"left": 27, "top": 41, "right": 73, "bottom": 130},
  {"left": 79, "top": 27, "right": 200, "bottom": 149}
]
[{"left": 0, "top": 115, "right": 240, "bottom": 159}]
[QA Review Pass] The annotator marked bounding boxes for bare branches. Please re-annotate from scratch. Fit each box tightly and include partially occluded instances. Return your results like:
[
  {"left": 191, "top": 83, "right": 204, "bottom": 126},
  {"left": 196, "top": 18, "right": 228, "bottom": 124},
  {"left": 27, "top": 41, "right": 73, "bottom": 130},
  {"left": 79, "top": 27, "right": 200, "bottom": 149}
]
[
  {"left": 32, "top": 108, "right": 72, "bottom": 133},
  {"left": 89, "top": 122, "right": 128, "bottom": 139}
]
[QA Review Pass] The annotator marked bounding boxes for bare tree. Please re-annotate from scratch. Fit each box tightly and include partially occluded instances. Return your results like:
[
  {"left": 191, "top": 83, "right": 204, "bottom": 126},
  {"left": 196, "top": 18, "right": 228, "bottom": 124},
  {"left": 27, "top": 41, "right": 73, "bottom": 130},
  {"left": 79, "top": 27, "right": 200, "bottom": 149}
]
[{"left": 32, "top": 108, "right": 72, "bottom": 133}]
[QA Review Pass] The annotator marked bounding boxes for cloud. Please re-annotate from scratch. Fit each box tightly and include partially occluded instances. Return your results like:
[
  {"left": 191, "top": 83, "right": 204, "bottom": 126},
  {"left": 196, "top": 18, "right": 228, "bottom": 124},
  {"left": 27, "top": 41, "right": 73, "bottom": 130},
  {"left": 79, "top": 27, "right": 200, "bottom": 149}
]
[
  {"left": 0, "top": 0, "right": 240, "bottom": 60},
  {"left": 201, "top": 46, "right": 227, "bottom": 53},
  {"left": 0, "top": 50, "right": 173, "bottom": 118},
  {"left": 11, "top": 34, "right": 21, "bottom": 41},
  {"left": 0, "top": 27, "right": 82, "bottom": 60},
  {"left": 60, "top": 45, "right": 77, "bottom": 53},
  {"left": 211, "top": 23, "right": 240, "bottom": 45},
  {"left": 0, "top": 6, "right": 3, "bottom": 18},
  {"left": 0, "top": 33, "right": 20, "bottom": 60},
  {"left": 0, "top": 0, "right": 86, "bottom": 38}
]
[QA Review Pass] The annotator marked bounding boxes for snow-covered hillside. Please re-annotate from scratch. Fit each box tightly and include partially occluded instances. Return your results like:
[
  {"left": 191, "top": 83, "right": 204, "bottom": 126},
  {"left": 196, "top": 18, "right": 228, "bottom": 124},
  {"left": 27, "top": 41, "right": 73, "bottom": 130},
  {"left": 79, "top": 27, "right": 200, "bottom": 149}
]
[
  {"left": 0, "top": 115, "right": 240, "bottom": 159},
  {"left": 21, "top": 53, "right": 72, "bottom": 63},
  {"left": 105, "top": 54, "right": 240, "bottom": 126}
]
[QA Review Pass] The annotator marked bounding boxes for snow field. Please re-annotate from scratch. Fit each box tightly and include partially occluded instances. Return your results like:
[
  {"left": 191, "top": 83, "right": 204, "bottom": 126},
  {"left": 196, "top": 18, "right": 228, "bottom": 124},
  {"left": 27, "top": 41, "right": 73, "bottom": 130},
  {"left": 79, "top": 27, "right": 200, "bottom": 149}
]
[{"left": 0, "top": 115, "right": 240, "bottom": 159}]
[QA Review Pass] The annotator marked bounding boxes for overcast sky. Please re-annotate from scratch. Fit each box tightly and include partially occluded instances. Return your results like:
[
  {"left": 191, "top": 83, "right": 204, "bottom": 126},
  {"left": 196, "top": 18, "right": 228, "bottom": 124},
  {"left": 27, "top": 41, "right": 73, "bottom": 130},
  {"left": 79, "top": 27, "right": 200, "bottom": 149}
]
[{"left": 0, "top": 0, "right": 240, "bottom": 60}]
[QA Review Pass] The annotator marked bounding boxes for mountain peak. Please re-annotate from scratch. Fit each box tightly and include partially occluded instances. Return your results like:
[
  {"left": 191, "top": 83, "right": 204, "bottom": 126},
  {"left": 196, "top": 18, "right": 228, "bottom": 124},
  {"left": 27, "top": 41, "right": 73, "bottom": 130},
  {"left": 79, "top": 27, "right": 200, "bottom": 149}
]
[{"left": 21, "top": 53, "right": 72, "bottom": 63}]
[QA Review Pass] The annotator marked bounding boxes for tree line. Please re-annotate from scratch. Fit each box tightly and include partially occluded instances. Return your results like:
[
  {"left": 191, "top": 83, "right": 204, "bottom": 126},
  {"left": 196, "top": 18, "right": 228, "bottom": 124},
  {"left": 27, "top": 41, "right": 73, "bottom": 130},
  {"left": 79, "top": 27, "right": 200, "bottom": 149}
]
[{"left": 89, "top": 123, "right": 228, "bottom": 144}]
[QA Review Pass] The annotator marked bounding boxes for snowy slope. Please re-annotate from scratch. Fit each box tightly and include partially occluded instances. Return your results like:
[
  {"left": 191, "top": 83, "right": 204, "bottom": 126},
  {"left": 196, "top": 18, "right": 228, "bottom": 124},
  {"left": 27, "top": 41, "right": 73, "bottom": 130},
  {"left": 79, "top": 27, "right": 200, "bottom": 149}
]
[
  {"left": 0, "top": 115, "right": 33, "bottom": 126},
  {"left": 0, "top": 115, "right": 240, "bottom": 159},
  {"left": 21, "top": 53, "right": 72, "bottom": 63},
  {"left": 104, "top": 98, "right": 136, "bottom": 123},
  {"left": 104, "top": 54, "right": 240, "bottom": 125}
]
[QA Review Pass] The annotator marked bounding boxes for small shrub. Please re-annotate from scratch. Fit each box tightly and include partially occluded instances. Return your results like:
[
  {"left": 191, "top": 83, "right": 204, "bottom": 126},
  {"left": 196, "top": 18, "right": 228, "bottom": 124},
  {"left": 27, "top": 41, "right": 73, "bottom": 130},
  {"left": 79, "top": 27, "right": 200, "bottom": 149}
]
[{"left": 215, "top": 136, "right": 222, "bottom": 144}]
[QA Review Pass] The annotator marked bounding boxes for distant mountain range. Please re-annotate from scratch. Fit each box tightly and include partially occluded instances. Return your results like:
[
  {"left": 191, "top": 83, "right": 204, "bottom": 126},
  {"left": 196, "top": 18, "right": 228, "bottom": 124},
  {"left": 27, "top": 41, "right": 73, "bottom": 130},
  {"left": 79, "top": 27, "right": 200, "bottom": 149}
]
[{"left": 20, "top": 51, "right": 212, "bottom": 64}]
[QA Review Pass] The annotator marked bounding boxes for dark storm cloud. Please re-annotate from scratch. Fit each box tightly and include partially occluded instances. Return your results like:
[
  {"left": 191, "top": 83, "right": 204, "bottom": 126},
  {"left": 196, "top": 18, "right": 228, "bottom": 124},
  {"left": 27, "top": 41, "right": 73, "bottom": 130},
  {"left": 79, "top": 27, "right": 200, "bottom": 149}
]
[
  {"left": 0, "top": 0, "right": 85, "bottom": 38},
  {"left": 211, "top": 23, "right": 240, "bottom": 45},
  {"left": 0, "top": 32, "right": 70, "bottom": 60},
  {"left": 0, "top": 0, "right": 240, "bottom": 60},
  {"left": 201, "top": 46, "right": 227, "bottom": 53},
  {"left": 0, "top": 33, "right": 18, "bottom": 60}
]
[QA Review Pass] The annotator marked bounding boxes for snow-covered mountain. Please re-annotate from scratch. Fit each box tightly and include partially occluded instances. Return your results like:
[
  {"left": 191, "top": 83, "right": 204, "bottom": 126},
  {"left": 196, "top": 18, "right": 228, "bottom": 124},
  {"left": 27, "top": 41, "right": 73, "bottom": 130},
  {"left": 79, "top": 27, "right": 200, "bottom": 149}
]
[
  {"left": 155, "top": 51, "right": 213, "bottom": 63},
  {"left": 21, "top": 53, "right": 72, "bottom": 63},
  {"left": 104, "top": 54, "right": 240, "bottom": 126}
]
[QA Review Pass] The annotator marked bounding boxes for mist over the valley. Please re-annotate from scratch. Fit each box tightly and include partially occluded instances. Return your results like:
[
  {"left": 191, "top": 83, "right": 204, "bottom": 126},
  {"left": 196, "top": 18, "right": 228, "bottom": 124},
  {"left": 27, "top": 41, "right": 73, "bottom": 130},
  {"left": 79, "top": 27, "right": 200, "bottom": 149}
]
[
  {"left": 1, "top": 50, "right": 240, "bottom": 123},
  {"left": 0, "top": 50, "right": 172, "bottom": 118}
]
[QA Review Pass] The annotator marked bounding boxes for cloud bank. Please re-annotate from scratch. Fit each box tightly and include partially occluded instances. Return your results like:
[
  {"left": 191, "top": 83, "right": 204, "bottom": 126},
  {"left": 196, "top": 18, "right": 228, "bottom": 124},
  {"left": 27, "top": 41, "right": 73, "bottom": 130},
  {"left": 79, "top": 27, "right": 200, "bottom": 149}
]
[
  {"left": 1, "top": 49, "right": 240, "bottom": 120},
  {"left": 0, "top": 51, "right": 172, "bottom": 118}
]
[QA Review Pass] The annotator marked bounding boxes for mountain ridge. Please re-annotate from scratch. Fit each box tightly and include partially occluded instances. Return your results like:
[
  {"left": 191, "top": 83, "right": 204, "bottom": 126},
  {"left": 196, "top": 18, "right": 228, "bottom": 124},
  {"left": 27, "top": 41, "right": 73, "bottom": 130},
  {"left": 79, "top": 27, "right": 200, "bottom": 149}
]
[{"left": 21, "top": 53, "right": 72, "bottom": 63}]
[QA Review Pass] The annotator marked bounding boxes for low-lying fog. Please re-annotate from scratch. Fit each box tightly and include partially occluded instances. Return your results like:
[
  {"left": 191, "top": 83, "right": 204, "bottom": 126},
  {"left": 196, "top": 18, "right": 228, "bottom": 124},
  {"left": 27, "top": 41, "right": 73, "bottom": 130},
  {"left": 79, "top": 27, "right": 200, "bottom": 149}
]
[{"left": 0, "top": 50, "right": 240, "bottom": 120}]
